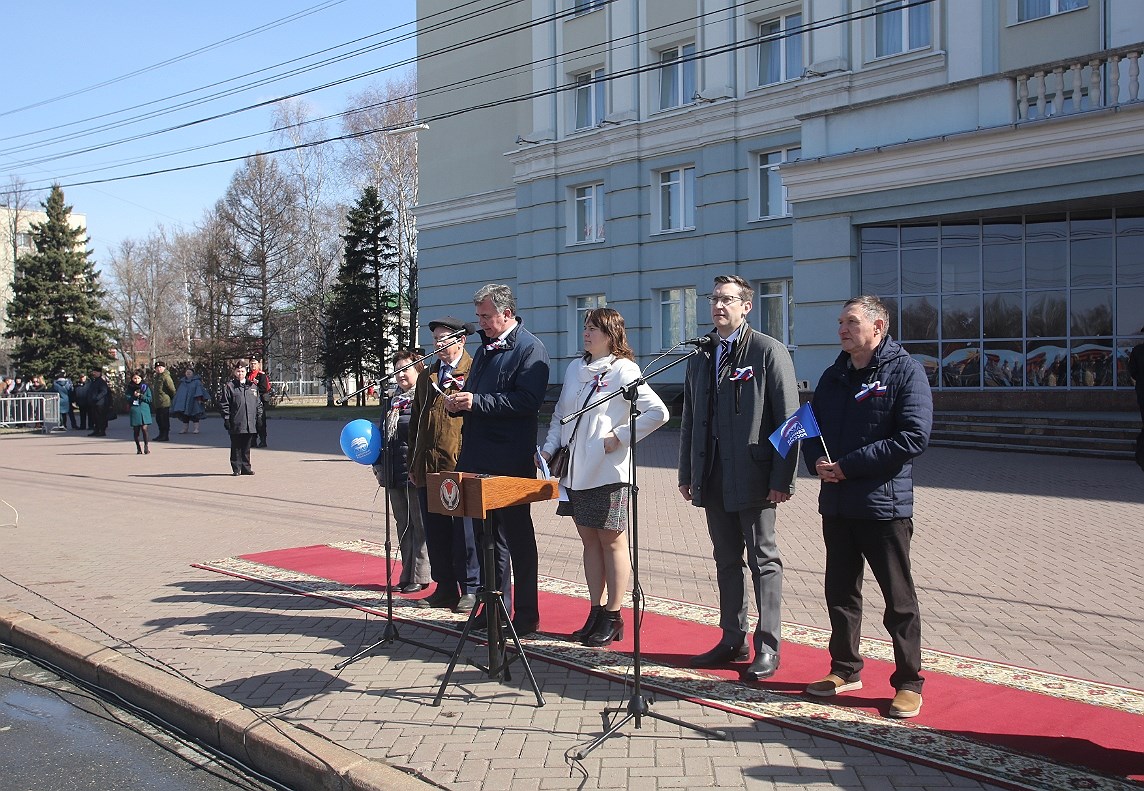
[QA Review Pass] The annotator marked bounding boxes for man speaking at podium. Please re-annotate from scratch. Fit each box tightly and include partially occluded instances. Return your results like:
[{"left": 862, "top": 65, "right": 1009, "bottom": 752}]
[{"left": 444, "top": 283, "right": 550, "bottom": 636}]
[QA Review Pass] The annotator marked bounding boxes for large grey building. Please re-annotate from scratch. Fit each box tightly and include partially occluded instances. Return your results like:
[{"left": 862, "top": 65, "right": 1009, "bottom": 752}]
[{"left": 414, "top": 0, "right": 1143, "bottom": 410}]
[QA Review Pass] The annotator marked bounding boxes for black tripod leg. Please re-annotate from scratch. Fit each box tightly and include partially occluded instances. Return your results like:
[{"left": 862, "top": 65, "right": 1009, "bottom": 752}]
[
  {"left": 493, "top": 596, "right": 545, "bottom": 706},
  {"left": 431, "top": 601, "right": 484, "bottom": 706},
  {"left": 574, "top": 695, "right": 726, "bottom": 759}
]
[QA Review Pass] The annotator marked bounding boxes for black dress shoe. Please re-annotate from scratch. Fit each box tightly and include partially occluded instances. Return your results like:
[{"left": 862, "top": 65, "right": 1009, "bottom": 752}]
[
  {"left": 742, "top": 652, "right": 780, "bottom": 681},
  {"left": 453, "top": 593, "right": 478, "bottom": 613},
  {"left": 240, "top": 469, "right": 255, "bottom": 475},
  {"left": 416, "top": 588, "right": 460, "bottom": 609},
  {"left": 510, "top": 618, "right": 539, "bottom": 637},
  {"left": 689, "top": 642, "right": 750, "bottom": 668},
  {"left": 399, "top": 583, "right": 429, "bottom": 594}
]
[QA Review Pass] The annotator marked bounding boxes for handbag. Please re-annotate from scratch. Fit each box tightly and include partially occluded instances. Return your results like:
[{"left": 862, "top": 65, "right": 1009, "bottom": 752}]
[{"left": 548, "top": 372, "right": 606, "bottom": 479}]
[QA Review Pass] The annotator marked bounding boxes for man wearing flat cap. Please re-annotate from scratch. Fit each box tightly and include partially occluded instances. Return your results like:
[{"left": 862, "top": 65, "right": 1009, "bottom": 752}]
[{"left": 407, "top": 316, "right": 480, "bottom": 612}]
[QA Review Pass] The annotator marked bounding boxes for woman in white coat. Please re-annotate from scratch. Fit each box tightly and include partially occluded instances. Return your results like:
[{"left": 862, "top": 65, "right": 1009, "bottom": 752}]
[{"left": 540, "top": 308, "right": 669, "bottom": 646}]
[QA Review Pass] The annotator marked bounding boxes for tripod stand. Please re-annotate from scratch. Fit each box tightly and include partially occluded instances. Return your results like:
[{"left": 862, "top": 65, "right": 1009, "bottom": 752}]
[
  {"left": 433, "top": 507, "right": 545, "bottom": 706},
  {"left": 333, "top": 387, "right": 451, "bottom": 671},
  {"left": 567, "top": 350, "right": 726, "bottom": 759}
]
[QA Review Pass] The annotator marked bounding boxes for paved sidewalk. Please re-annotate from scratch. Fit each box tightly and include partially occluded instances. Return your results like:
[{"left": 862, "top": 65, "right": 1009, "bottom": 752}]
[{"left": 1, "top": 418, "right": 1141, "bottom": 790}]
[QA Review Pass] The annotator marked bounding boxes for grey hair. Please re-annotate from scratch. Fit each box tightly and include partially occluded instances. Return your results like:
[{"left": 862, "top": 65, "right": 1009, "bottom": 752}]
[
  {"left": 473, "top": 283, "right": 516, "bottom": 316},
  {"left": 844, "top": 295, "right": 889, "bottom": 325}
]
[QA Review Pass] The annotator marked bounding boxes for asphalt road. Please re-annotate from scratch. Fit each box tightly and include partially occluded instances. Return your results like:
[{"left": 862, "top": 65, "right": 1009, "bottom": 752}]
[{"left": 0, "top": 647, "right": 281, "bottom": 791}]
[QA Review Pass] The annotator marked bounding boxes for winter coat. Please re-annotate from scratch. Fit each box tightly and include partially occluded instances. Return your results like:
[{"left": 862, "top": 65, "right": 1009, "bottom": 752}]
[
  {"left": 247, "top": 370, "right": 272, "bottom": 404},
  {"left": 152, "top": 370, "right": 177, "bottom": 409},
  {"left": 51, "top": 378, "right": 73, "bottom": 413},
  {"left": 455, "top": 319, "right": 550, "bottom": 478},
  {"left": 172, "top": 375, "right": 208, "bottom": 419},
  {"left": 407, "top": 350, "right": 472, "bottom": 487},
  {"left": 542, "top": 356, "right": 669, "bottom": 491},
  {"left": 127, "top": 382, "right": 153, "bottom": 427},
  {"left": 679, "top": 325, "right": 801, "bottom": 512},
  {"left": 218, "top": 377, "right": 262, "bottom": 435},
  {"left": 375, "top": 388, "right": 416, "bottom": 487},
  {"left": 803, "top": 335, "right": 933, "bottom": 520},
  {"left": 87, "top": 376, "right": 111, "bottom": 415}
]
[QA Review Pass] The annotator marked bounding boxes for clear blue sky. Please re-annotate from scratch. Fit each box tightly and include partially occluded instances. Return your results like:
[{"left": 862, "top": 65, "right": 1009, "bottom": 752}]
[{"left": 2, "top": 1, "right": 417, "bottom": 261}]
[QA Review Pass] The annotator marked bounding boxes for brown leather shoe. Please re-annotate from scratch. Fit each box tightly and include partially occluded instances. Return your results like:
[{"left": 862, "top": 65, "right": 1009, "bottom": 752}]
[
  {"left": 888, "top": 689, "right": 922, "bottom": 718},
  {"left": 805, "top": 673, "right": 863, "bottom": 697}
]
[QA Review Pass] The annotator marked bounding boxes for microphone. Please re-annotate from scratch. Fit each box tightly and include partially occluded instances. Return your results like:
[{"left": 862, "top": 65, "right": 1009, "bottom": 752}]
[
  {"left": 681, "top": 335, "right": 714, "bottom": 348},
  {"left": 440, "top": 322, "right": 479, "bottom": 340}
]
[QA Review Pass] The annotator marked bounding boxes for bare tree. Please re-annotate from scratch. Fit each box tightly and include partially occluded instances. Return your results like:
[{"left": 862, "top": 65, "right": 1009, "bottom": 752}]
[
  {"left": 341, "top": 72, "right": 420, "bottom": 349},
  {"left": 218, "top": 154, "right": 300, "bottom": 363},
  {"left": 103, "top": 228, "right": 186, "bottom": 370}
]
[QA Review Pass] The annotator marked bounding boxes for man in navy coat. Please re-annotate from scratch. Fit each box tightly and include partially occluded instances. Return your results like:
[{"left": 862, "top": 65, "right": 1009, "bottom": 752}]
[{"left": 445, "top": 283, "right": 550, "bottom": 635}]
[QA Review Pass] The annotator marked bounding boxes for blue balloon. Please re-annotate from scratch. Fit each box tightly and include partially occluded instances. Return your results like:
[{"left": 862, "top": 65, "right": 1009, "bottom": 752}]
[{"left": 340, "top": 419, "right": 381, "bottom": 465}]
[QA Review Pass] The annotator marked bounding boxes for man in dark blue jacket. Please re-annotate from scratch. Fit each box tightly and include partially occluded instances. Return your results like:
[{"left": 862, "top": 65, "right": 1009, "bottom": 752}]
[
  {"left": 803, "top": 295, "right": 932, "bottom": 719},
  {"left": 445, "top": 284, "right": 550, "bottom": 635}
]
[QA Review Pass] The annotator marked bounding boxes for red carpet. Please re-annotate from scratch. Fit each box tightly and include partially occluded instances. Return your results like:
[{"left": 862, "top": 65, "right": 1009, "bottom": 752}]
[{"left": 194, "top": 541, "right": 1144, "bottom": 791}]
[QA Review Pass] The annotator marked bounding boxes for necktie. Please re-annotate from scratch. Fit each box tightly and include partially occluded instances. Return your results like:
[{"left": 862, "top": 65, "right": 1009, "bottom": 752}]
[
  {"left": 439, "top": 364, "right": 451, "bottom": 388},
  {"left": 718, "top": 339, "right": 733, "bottom": 383}
]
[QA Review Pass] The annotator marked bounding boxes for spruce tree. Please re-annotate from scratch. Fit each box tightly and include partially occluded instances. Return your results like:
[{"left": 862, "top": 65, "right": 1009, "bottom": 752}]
[
  {"left": 4, "top": 185, "right": 113, "bottom": 378},
  {"left": 323, "top": 186, "right": 397, "bottom": 402}
]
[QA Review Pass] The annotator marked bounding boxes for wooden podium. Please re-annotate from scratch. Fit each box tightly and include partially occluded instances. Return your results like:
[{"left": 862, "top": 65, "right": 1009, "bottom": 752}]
[
  {"left": 427, "top": 471, "right": 556, "bottom": 707},
  {"left": 426, "top": 472, "right": 558, "bottom": 519}
]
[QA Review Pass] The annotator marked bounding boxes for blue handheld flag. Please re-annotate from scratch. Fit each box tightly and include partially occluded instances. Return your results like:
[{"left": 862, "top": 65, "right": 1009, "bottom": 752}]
[{"left": 768, "top": 402, "right": 827, "bottom": 460}]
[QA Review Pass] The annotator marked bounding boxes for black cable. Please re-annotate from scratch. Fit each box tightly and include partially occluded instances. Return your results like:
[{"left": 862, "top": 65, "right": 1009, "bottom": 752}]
[{"left": 21, "top": 0, "right": 934, "bottom": 191}]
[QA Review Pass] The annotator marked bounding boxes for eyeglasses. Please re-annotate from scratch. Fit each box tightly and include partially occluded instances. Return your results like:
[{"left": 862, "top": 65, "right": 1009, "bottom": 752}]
[{"left": 706, "top": 295, "right": 745, "bottom": 306}]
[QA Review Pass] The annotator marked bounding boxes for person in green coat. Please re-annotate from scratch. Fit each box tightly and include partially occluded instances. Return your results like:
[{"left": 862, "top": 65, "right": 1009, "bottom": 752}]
[
  {"left": 126, "top": 369, "right": 154, "bottom": 455},
  {"left": 151, "top": 361, "right": 177, "bottom": 441}
]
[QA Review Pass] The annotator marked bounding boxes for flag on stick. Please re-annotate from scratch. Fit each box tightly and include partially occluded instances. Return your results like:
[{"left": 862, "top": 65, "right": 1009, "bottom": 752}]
[{"left": 768, "top": 402, "right": 830, "bottom": 461}]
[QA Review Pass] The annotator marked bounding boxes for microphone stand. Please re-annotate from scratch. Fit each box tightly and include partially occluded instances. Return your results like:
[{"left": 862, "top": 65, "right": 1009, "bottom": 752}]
[
  {"left": 564, "top": 343, "right": 727, "bottom": 759},
  {"left": 333, "top": 347, "right": 461, "bottom": 671}
]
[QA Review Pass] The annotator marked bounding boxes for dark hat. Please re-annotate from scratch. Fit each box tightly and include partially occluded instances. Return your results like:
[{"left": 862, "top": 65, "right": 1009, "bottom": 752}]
[{"left": 428, "top": 315, "right": 466, "bottom": 332}]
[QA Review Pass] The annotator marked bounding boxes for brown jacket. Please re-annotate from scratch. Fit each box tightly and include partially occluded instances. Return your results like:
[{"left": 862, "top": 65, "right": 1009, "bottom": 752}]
[{"left": 407, "top": 350, "right": 472, "bottom": 487}]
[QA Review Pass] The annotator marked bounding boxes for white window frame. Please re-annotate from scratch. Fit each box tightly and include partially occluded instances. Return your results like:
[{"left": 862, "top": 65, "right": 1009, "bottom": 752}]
[
  {"left": 658, "top": 42, "right": 697, "bottom": 110},
  {"left": 572, "top": 294, "right": 608, "bottom": 355},
  {"left": 872, "top": 0, "right": 933, "bottom": 59},
  {"left": 654, "top": 166, "right": 696, "bottom": 233},
  {"left": 658, "top": 287, "right": 698, "bottom": 350},
  {"left": 1011, "top": 0, "right": 1088, "bottom": 23},
  {"left": 757, "top": 12, "right": 804, "bottom": 87},
  {"left": 756, "top": 278, "right": 795, "bottom": 346},
  {"left": 570, "top": 183, "right": 605, "bottom": 244},
  {"left": 573, "top": 68, "right": 606, "bottom": 130},
  {"left": 753, "top": 147, "right": 800, "bottom": 220}
]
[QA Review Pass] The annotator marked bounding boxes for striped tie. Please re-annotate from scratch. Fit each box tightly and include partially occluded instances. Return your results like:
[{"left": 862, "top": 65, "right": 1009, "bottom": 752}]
[{"left": 718, "top": 339, "right": 733, "bottom": 383}]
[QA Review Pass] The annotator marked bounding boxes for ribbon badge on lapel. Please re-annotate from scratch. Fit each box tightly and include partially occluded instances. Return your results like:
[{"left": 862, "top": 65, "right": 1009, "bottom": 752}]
[
  {"left": 729, "top": 366, "right": 754, "bottom": 382},
  {"left": 592, "top": 373, "right": 609, "bottom": 390},
  {"left": 391, "top": 392, "right": 412, "bottom": 411},
  {"left": 854, "top": 380, "right": 888, "bottom": 402},
  {"left": 442, "top": 372, "right": 465, "bottom": 391},
  {"left": 484, "top": 338, "right": 509, "bottom": 352}
]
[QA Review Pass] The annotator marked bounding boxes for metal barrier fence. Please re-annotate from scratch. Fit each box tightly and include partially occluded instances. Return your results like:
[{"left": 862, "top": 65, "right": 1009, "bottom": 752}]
[{"left": 0, "top": 393, "right": 62, "bottom": 433}]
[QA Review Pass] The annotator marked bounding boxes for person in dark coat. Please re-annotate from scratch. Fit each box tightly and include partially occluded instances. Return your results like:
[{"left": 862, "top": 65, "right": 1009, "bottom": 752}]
[
  {"left": 248, "top": 358, "right": 272, "bottom": 447},
  {"left": 126, "top": 369, "right": 153, "bottom": 454},
  {"left": 151, "top": 361, "right": 177, "bottom": 441},
  {"left": 678, "top": 275, "right": 800, "bottom": 682},
  {"left": 373, "top": 350, "right": 431, "bottom": 593},
  {"left": 802, "top": 295, "right": 933, "bottom": 720},
  {"left": 218, "top": 359, "right": 262, "bottom": 476},
  {"left": 86, "top": 368, "right": 111, "bottom": 436},
  {"left": 51, "top": 372, "right": 75, "bottom": 429},
  {"left": 445, "top": 284, "right": 550, "bottom": 636}
]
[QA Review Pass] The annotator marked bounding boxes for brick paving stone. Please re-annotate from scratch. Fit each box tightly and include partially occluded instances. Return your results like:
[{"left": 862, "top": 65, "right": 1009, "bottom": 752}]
[{"left": 1, "top": 422, "right": 1140, "bottom": 791}]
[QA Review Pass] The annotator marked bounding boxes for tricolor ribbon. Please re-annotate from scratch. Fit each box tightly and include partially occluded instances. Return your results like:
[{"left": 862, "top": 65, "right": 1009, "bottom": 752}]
[
  {"left": 442, "top": 372, "right": 465, "bottom": 390},
  {"left": 592, "top": 373, "right": 609, "bottom": 389},
  {"left": 854, "top": 380, "right": 888, "bottom": 402},
  {"left": 729, "top": 366, "right": 754, "bottom": 382},
  {"left": 391, "top": 393, "right": 412, "bottom": 411},
  {"left": 484, "top": 339, "right": 509, "bottom": 352}
]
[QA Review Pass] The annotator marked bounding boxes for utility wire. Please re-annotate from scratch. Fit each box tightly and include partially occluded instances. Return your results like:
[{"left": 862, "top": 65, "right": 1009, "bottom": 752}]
[{"left": 26, "top": 1, "right": 933, "bottom": 191}]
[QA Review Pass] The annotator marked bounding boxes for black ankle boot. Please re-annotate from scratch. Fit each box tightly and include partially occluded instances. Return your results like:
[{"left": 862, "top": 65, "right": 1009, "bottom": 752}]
[
  {"left": 571, "top": 605, "right": 603, "bottom": 641},
  {"left": 583, "top": 610, "right": 624, "bottom": 647}
]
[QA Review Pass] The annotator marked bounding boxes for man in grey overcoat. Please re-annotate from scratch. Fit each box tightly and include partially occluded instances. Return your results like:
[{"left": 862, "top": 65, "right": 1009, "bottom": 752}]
[{"left": 678, "top": 274, "right": 801, "bottom": 681}]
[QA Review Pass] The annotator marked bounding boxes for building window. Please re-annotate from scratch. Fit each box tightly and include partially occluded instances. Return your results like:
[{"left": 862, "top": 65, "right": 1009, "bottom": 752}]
[
  {"left": 859, "top": 209, "right": 1144, "bottom": 390},
  {"left": 15, "top": 232, "right": 34, "bottom": 251},
  {"left": 572, "top": 183, "right": 605, "bottom": 243},
  {"left": 660, "top": 287, "right": 697, "bottom": 349},
  {"left": 758, "top": 13, "right": 803, "bottom": 86},
  {"left": 655, "top": 166, "right": 696, "bottom": 233},
  {"left": 756, "top": 279, "right": 794, "bottom": 345},
  {"left": 1014, "top": 0, "right": 1087, "bottom": 22},
  {"left": 574, "top": 294, "right": 608, "bottom": 353},
  {"left": 658, "top": 43, "right": 697, "bottom": 110},
  {"left": 874, "top": 0, "right": 932, "bottom": 58},
  {"left": 574, "top": 0, "right": 606, "bottom": 14},
  {"left": 574, "top": 68, "right": 606, "bottom": 130},
  {"left": 756, "top": 147, "right": 800, "bottom": 219}
]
